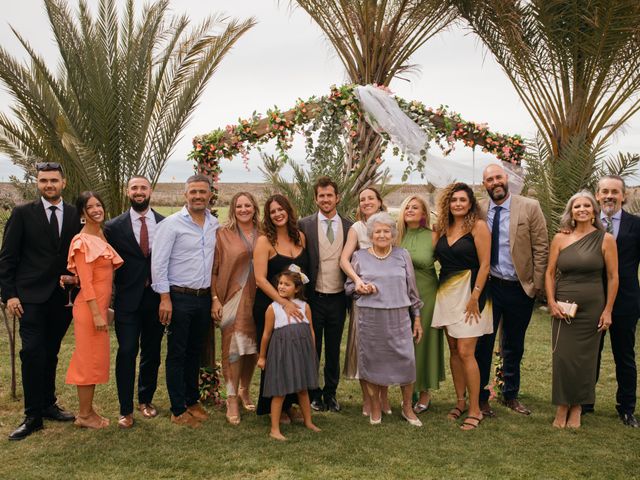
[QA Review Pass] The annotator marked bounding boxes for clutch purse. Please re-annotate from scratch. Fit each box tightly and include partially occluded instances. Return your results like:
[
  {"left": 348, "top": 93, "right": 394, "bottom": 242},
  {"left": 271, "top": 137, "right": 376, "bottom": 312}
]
[{"left": 556, "top": 300, "right": 578, "bottom": 318}]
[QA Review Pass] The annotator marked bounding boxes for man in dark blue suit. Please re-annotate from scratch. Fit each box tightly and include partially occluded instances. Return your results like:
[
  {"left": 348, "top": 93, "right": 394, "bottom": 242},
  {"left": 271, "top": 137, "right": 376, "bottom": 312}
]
[
  {"left": 0, "top": 163, "right": 80, "bottom": 440},
  {"left": 586, "top": 175, "right": 640, "bottom": 427},
  {"left": 104, "top": 176, "right": 164, "bottom": 429}
]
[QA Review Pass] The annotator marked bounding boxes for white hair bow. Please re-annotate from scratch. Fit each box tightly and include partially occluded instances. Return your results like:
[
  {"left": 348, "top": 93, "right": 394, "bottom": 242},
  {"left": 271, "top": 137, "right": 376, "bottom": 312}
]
[{"left": 288, "top": 264, "right": 310, "bottom": 284}]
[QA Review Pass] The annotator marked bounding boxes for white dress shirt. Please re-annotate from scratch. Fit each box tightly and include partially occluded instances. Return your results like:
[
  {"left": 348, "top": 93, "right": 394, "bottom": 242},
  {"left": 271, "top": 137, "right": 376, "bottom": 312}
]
[
  {"left": 41, "top": 197, "right": 63, "bottom": 236},
  {"left": 129, "top": 207, "right": 157, "bottom": 251}
]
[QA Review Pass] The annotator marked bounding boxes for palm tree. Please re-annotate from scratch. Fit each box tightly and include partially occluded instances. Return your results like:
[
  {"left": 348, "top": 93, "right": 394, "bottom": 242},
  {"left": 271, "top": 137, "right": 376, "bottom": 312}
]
[
  {"left": 454, "top": 0, "right": 640, "bottom": 231},
  {"left": 0, "top": 0, "right": 255, "bottom": 217},
  {"left": 290, "top": 0, "right": 458, "bottom": 194}
]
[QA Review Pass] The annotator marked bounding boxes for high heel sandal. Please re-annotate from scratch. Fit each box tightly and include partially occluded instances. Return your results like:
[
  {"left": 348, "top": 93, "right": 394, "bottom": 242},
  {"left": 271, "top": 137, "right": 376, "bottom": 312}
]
[
  {"left": 74, "top": 413, "right": 109, "bottom": 429},
  {"left": 238, "top": 387, "right": 256, "bottom": 412},
  {"left": 225, "top": 396, "right": 241, "bottom": 425}
]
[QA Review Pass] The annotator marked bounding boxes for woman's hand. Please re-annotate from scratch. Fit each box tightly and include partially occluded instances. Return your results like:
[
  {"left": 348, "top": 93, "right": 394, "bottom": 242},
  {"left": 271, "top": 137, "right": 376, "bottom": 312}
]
[
  {"left": 211, "top": 298, "right": 223, "bottom": 324},
  {"left": 598, "top": 310, "right": 612, "bottom": 332},
  {"left": 59, "top": 274, "right": 78, "bottom": 289},
  {"left": 355, "top": 283, "right": 377, "bottom": 295},
  {"left": 93, "top": 313, "right": 108, "bottom": 332},
  {"left": 413, "top": 317, "right": 423, "bottom": 344},
  {"left": 548, "top": 301, "right": 568, "bottom": 320},
  {"left": 464, "top": 297, "right": 480, "bottom": 324},
  {"left": 283, "top": 300, "right": 304, "bottom": 321},
  {"left": 257, "top": 357, "right": 266, "bottom": 370}
]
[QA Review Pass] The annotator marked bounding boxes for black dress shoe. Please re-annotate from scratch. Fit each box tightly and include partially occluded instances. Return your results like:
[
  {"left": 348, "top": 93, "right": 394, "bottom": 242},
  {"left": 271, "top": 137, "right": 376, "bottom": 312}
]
[
  {"left": 581, "top": 404, "right": 595, "bottom": 415},
  {"left": 620, "top": 413, "right": 639, "bottom": 428},
  {"left": 42, "top": 404, "right": 75, "bottom": 422},
  {"left": 324, "top": 396, "right": 341, "bottom": 412},
  {"left": 310, "top": 398, "right": 325, "bottom": 412},
  {"left": 8, "top": 417, "right": 43, "bottom": 441}
]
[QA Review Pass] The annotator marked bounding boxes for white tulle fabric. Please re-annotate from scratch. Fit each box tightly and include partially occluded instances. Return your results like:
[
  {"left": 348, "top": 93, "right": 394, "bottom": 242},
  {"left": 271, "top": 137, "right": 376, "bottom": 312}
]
[{"left": 354, "top": 85, "right": 525, "bottom": 193}]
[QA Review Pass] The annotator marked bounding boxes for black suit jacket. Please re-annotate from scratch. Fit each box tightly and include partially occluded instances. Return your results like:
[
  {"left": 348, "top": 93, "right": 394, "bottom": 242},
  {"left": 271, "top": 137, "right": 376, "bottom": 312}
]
[
  {"left": 104, "top": 209, "right": 164, "bottom": 313},
  {"left": 0, "top": 199, "right": 81, "bottom": 303},
  {"left": 613, "top": 210, "right": 640, "bottom": 318},
  {"left": 298, "top": 212, "right": 353, "bottom": 291}
]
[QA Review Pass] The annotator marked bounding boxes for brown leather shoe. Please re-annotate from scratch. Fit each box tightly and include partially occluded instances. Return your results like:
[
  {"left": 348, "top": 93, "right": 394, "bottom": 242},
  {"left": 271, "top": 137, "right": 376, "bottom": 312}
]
[
  {"left": 502, "top": 398, "right": 531, "bottom": 415},
  {"left": 118, "top": 414, "right": 134, "bottom": 429},
  {"left": 171, "top": 412, "right": 201, "bottom": 428},
  {"left": 138, "top": 403, "right": 158, "bottom": 418},
  {"left": 480, "top": 401, "right": 496, "bottom": 418},
  {"left": 187, "top": 403, "right": 209, "bottom": 421}
]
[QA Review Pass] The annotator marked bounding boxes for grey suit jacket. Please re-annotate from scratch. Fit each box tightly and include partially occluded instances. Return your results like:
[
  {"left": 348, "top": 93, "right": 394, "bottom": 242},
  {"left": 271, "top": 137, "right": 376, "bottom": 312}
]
[{"left": 480, "top": 194, "right": 548, "bottom": 297}]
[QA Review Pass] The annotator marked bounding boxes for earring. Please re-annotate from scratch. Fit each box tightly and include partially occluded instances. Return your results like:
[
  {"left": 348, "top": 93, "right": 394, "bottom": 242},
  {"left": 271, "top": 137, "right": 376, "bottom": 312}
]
[
  {"left": 571, "top": 219, "right": 576, "bottom": 228},
  {"left": 591, "top": 217, "right": 595, "bottom": 225},
  {"left": 80, "top": 217, "right": 86, "bottom": 224}
]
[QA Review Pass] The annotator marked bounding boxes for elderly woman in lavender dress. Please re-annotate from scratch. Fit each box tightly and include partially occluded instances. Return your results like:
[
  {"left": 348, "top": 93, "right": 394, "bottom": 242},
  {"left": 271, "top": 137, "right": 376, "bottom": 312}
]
[{"left": 345, "top": 212, "right": 424, "bottom": 427}]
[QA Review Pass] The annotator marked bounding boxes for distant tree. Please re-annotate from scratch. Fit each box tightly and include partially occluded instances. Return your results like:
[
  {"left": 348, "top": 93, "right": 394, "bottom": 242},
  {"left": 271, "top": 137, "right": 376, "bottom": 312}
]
[
  {"left": 0, "top": 0, "right": 255, "bottom": 217},
  {"left": 454, "top": 0, "right": 640, "bottom": 232}
]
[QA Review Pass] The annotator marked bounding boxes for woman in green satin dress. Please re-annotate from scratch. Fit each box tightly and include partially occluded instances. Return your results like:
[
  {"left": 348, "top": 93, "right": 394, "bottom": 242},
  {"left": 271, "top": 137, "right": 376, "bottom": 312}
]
[{"left": 397, "top": 195, "right": 445, "bottom": 413}]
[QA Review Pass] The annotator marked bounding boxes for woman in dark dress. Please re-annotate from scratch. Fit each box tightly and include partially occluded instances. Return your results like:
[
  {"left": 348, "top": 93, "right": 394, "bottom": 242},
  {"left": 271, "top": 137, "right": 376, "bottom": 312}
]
[
  {"left": 431, "top": 183, "right": 491, "bottom": 430},
  {"left": 253, "top": 194, "right": 308, "bottom": 419},
  {"left": 545, "top": 190, "right": 618, "bottom": 429}
]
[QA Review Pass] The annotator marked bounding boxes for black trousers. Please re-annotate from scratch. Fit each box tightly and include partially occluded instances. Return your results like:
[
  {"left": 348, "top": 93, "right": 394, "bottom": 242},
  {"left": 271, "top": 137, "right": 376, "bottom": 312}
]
[
  {"left": 165, "top": 292, "right": 210, "bottom": 416},
  {"left": 309, "top": 292, "right": 348, "bottom": 401},
  {"left": 475, "top": 280, "right": 534, "bottom": 402},
  {"left": 588, "top": 314, "right": 638, "bottom": 415},
  {"left": 19, "top": 289, "right": 72, "bottom": 417},
  {"left": 114, "top": 288, "right": 164, "bottom": 416}
]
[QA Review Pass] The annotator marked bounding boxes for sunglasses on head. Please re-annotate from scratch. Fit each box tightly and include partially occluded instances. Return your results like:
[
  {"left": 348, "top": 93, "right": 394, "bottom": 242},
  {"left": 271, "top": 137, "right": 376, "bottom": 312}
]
[{"left": 35, "top": 162, "right": 63, "bottom": 173}]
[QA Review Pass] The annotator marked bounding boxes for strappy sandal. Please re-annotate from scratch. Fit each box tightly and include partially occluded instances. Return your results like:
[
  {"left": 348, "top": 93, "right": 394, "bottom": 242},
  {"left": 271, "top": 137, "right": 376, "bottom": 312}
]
[
  {"left": 413, "top": 400, "right": 431, "bottom": 414},
  {"left": 447, "top": 407, "right": 466, "bottom": 421},
  {"left": 460, "top": 415, "right": 483, "bottom": 430},
  {"left": 238, "top": 387, "right": 256, "bottom": 412}
]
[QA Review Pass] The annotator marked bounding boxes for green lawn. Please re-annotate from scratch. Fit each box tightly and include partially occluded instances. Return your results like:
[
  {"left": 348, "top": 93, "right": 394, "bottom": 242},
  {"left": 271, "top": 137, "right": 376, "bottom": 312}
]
[{"left": 0, "top": 308, "right": 638, "bottom": 479}]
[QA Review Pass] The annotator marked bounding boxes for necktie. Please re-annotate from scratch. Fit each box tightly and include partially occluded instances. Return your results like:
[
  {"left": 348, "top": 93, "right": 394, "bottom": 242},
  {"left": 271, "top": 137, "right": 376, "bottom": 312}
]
[
  {"left": 490, "top": 206, "right": 502, "bottom": 267},
  {"left": 49, "top": 205, "right": 60, "bottom": 240},
  {"left": 604, "top": 216, "right": 614, "bottom": 234},
  {"left": 325, "top": 219, "right": 334, "bottom": 244},
  {"left": 139, "top": 216, "right": 150, "bottom": 257}
]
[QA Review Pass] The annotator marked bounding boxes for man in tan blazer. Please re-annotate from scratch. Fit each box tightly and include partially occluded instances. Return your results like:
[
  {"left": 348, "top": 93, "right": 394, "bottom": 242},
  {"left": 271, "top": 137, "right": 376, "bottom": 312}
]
[{"left": 475, "top": 164, "right": 548, "bottom": 416}]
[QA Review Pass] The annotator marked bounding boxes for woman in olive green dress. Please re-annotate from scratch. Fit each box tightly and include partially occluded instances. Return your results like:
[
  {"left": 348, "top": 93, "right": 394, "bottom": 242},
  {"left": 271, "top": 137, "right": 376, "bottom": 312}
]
[
  {"left": 545, "top": 191, "right": 618, "bottom": 429},
  {"left": 397, "top": 195, "right": 445, "bottom": 413}
]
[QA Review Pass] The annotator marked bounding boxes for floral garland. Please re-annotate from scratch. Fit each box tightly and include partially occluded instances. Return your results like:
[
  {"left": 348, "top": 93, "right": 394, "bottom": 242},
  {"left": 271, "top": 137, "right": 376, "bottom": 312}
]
[{"left": 189, "top": 84, "right": 525, "bottom": 198}]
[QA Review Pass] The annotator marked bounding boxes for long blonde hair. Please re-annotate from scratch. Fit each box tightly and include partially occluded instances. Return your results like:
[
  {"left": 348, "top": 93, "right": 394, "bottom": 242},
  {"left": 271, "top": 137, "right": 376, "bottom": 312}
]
[
  {"left": 435, "top": 182, "right": 479, "bottom": 235},
  {"left": 224, "top": 192, "right": 260, "bottom": 232},
  {"left": 396, "top": 195, "right": 431, "bottom": 245}
]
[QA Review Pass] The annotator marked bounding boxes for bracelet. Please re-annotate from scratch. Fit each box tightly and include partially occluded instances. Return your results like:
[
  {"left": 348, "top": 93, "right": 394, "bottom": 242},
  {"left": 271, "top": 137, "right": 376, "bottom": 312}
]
[
  {"left": 474, "top": 285, "right": 481, "bottom": 291},
  {"left": 212, "top": 295, "right": 219, "bottom": 301}
]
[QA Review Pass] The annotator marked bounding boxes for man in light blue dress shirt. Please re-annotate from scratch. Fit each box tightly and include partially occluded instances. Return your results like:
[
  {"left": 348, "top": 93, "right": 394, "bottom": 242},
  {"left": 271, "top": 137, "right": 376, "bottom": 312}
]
[{"left": 152, "top": 174, "right": 219, "bottom": 428}]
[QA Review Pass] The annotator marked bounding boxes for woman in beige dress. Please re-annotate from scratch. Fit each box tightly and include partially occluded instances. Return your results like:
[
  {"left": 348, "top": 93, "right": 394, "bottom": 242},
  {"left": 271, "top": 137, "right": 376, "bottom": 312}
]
[
  {"left": 211, "top": 192, "right": 260, "bottom": 425},
  {"left": 340, "top": 186, "right": 389, "bottom": 416}
]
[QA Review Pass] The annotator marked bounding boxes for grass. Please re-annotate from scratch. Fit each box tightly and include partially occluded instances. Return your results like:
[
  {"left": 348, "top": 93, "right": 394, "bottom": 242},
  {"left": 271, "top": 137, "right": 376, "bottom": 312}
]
[{"left": 0, "top": 308, "right": 638, "bottom": 479}]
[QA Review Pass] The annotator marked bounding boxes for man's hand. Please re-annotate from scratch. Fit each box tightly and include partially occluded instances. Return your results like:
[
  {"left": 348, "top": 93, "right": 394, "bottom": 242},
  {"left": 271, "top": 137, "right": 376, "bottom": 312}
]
[
  {"left": 159, "top": 294, "right": 172, "bottom": 326},
  {"left": 6, "top": 297, "right": 23, "bottom": 318}
]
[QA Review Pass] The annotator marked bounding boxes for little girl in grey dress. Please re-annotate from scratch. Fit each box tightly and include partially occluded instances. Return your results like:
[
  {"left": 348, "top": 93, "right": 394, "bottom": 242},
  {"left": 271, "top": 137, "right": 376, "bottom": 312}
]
[{"left": 257, "top": 268, "right": 320, "bottom": 441}]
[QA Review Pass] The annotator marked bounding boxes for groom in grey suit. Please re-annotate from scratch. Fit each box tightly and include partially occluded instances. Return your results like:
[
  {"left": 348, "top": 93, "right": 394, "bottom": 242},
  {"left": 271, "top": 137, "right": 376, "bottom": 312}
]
[{"left": 299, "top": 176, "right": 352, "bottom": 412}]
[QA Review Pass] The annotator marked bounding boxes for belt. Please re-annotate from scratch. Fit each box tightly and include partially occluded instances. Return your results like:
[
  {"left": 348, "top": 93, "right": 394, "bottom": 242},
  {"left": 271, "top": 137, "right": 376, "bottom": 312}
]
[
  {"left": 489, "top": 276, "right": 520, "bottom": 287},
  {"left": 170, "top": 286, "right": 211, "bottom": 297},
  {"left": 314, "top": 291, "right": 345, "bottom": 297}
]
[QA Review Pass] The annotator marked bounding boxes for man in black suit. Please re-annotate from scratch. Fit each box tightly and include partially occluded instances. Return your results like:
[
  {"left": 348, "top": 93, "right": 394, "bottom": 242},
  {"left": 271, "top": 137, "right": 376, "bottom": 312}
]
[
  {"left": 298, "top": 176, "right": 352, "bottom": 412},
  {"left": 104, "top": 176, "right": 165, "bottom": 429},
  {"left": 0, "top": 162, "right": 80, "bottom": 440},
  {"left": 586, "top": 175, "right": 640, "bottom": 427}
]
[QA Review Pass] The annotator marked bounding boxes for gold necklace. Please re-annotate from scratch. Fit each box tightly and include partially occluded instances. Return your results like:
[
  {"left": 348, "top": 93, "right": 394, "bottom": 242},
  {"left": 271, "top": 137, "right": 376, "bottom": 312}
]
[{"left": 369, "top": 246, "right": 392, "bottom": 260}]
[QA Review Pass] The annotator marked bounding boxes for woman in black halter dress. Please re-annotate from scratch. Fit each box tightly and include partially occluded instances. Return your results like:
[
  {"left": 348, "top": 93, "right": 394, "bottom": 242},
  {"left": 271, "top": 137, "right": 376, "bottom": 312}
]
[{"left": 253, "top": 195, "right": 309, "bottom": 417}]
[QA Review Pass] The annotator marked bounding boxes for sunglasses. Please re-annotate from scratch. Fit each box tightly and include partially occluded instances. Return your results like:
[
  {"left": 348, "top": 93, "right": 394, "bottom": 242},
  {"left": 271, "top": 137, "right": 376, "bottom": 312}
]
[{"left": 35, "top": 162, "right": 63, "bottom": 172}]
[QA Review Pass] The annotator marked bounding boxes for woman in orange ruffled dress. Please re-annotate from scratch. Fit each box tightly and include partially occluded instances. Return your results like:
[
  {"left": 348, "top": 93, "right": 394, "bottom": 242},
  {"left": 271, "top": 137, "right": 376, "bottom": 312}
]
[{"left": 65, "top": 191, "right": 123, "bottom": 429}]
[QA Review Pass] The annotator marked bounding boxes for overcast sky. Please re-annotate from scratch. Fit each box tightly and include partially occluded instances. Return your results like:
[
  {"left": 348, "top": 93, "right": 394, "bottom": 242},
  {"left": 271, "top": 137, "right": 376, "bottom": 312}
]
[{"left": 1, "top": 0, "right": 639, "bottom": 185}]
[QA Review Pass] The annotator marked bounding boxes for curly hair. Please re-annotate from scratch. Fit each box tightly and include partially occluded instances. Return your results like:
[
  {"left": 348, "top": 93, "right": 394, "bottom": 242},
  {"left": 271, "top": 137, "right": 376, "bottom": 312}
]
[
  {"left": 435, "top": 182, "right": 479, "bottom": 235},
  {"left": 261, "top": 194, "right": 302, "bottom": 246}
]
